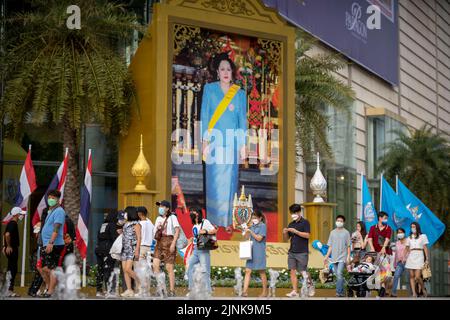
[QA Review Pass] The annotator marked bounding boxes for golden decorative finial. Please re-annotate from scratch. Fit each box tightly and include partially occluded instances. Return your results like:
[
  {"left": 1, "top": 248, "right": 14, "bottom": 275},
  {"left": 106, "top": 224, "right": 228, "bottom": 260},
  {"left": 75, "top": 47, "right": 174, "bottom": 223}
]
[
  {"left": 131, "top": 134, "right": 150, "bottom": 191},
  {"left": 239, "top": 185, "right": 246, "bottom": 201}
]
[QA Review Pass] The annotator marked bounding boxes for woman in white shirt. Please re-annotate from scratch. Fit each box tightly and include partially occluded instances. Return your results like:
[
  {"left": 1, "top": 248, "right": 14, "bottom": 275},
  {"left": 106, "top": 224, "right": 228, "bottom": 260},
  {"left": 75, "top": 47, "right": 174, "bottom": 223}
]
[
  {"left": 186, "top": 207, "right": 217, "bottom": 297},
  {"left": 405, "top": 222, "right": 429, "bottom": 297},
  {"left": 136, "top": 206, "right": 154, "bottom": 261},
  {"left": 153, "top": 200, "right": 180, "bottom": 297}
]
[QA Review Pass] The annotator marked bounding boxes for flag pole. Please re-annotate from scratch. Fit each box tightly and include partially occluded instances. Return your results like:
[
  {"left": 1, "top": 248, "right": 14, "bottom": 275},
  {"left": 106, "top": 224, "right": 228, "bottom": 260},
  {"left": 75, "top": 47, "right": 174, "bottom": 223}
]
[
  {"left": 395, "top": 175, "right": 398, "bottom": 194},
  {"left": 20, "top": 145, "right": 32, "bottom": 287},
  {"left": 360, "top": 172, "right": 363, "bottom": 221},
  {"left": 379, "top": 173, "right": 383, "bottom": 211},
  {"left": 82, "top": 258, "right": 87, "bottom": 287}
]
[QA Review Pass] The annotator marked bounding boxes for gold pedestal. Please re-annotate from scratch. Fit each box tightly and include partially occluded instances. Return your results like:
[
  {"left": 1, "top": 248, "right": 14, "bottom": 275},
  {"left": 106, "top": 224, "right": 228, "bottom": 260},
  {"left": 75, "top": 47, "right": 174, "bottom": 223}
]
[
  {"left": 122, "top": 190, "right": 159, "bottom": 221},
  {"left": 302, "top": 202, "right": 336, "bottom": 268}
]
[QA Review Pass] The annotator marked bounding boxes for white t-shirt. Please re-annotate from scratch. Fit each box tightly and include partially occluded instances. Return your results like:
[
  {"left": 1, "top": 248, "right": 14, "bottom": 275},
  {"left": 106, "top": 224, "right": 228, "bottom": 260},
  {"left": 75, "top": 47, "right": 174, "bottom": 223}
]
[
  {"left": 408, "top": 234, "right": 429, "bottom": 250},
  {"left": 154, "top": 214, "right": 180, "bottom": 237},
  {"left": 193, "top": 219, "right": 216, "bottom": 245},
  {"left": 139, "top": 219, "right": 154, "bottom": 246}
]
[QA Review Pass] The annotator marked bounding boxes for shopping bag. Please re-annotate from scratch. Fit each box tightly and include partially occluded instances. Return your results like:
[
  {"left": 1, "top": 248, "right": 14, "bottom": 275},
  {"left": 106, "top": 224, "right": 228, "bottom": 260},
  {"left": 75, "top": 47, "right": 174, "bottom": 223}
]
[
  {"left": 109, "top": 234, "right": 123, "bottom": 260},
  {"left": 239, "top": 241, "right": 253, "bottom": 260}
]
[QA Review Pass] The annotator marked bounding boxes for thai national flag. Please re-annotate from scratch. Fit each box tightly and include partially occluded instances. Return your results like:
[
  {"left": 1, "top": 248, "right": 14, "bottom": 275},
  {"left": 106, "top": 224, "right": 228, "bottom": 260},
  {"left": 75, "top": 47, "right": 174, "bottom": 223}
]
[
  {"left": 76, "top": 149, "right": 92, "bottom": 259},
  {"left": 2, "top": 146, "right": 37, "bottom": 224},
  {"left": 31, "top": 149, "right": 69, "bottom": 227}
]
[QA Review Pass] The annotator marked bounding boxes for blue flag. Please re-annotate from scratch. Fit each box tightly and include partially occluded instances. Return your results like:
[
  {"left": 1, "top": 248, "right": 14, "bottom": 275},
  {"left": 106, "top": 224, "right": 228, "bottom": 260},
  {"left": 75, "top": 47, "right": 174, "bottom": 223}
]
[
  {"left": 381, "top": 176, "right": 414, "bottom": 234},
  {"left": 361, "top": 174, "right": 377, "bottom": 232},
  {"left": 397, "top": 179, "right": 445, "bottom": 246}
]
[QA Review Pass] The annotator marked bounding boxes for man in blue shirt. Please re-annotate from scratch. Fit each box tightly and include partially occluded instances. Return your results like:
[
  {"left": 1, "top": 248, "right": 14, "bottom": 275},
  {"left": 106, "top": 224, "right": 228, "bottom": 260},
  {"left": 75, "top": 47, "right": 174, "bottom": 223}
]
[{"left": 40, "top": 190, "right": 66, "bottom": 298}]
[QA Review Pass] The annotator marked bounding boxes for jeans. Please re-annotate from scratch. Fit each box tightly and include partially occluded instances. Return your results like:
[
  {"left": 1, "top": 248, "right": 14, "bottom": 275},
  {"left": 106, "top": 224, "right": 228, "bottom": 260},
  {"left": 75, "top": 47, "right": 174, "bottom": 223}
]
[
  {"left": 332, "top": 261, "right": 346, "bottom": 296},
  {"left": 392, "top": 262, "right": 406, "bottom": 295},
  {"left": 187, "top": 248, "right": 211, "bottom": 292}
]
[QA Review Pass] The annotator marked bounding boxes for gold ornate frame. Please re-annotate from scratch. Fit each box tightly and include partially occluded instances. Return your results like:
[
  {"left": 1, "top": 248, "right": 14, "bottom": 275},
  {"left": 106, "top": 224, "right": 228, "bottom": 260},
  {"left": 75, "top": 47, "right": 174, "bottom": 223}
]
[{"left": 118, "top": 0, "right": 296, "bottom": 241}]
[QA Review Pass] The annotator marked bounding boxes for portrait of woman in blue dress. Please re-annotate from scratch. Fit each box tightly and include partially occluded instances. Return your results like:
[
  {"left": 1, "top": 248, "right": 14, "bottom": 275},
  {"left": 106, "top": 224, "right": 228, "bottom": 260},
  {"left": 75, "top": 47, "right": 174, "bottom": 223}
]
[{"left": 200, "top": 52, "right": 247, "bottom": 230}]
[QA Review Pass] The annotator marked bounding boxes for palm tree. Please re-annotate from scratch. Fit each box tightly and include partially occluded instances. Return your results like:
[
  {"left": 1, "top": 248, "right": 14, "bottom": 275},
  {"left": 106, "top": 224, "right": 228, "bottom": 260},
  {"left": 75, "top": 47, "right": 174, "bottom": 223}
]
[
  {"left": 0, "top": 0, "right": 146, "bottom": 224},
  {"left": 377, "top": 126, "right": 450, "bottom": 248},
  {"left": 295, "top": 30, "right": 355, "bottom": 161}
]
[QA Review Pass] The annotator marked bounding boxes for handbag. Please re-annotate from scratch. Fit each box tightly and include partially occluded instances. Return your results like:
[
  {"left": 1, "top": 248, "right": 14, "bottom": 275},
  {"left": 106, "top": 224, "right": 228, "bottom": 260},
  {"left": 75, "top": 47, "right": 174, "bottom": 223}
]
[
  {"left": 196, "top": 221, "right": 218, "bottom": 251},
  {"left": 109, "top": 234, "right": 123, "bottom": 261},
  {"left": 239, "top": 241, "right": 253, "bottom": 260},
  {"left": 422, "top": 262, "right": 432, "bottom": 280},
  {"left": 154, "top": 216, "right": 169, "bottom": 241},
  {"left": 176, "top": 225, "right": 188, "bottom": 250}
]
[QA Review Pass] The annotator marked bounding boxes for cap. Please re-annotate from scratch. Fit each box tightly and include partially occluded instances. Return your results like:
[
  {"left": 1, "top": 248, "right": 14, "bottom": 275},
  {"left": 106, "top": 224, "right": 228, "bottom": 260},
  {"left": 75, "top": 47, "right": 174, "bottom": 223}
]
[
  {"left": 155, "top": 200, "right": 171, "bottom": 209},
  {"left": 11, "top": 207, "right": 26, "bottom": 216}
]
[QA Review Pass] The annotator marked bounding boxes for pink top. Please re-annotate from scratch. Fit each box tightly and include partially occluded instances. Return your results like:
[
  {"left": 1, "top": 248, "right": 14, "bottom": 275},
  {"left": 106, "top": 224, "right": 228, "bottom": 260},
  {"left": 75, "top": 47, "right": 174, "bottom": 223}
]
[{"left": 394, "top": 240, "right": 408, "bottom": 267}]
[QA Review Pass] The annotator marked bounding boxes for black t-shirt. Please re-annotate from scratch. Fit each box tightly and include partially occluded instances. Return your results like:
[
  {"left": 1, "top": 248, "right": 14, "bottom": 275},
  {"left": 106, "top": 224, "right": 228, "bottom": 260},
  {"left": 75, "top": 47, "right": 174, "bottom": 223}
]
[
  {"left": 5, "top": 220, "right": 20, "bottom": 248},
  {"left": 287, "top": 218, "right": 310, "bottom": 254}
]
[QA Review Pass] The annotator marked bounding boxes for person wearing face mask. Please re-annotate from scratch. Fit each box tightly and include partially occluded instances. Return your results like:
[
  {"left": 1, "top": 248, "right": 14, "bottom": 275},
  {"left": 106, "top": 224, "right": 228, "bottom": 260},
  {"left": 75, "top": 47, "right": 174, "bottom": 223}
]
[
  {"left": 391, "top": 228, "right": 409, "bottom": 297},
  {"left": 186, "top": 207, "right": 217, "bottom": 297},
  {"left": 2, "top": 207, "right": 26, "bottom": 297},
  {"left": 153, "top": 200, "right": 180, "bottom": 297},
  {"left": 39, "top": 190, "right": 66, "bottom": 298},
  {"left": 242, "top": 210, "right": 267, "bottom": 297},
  {"left": 323, "top": 215, "right": 351, "bottom": 297},
  {"left": 282, "top": 204, "right": 311, "bottom": 298},
  {"left": 367, "top": 211, "right": 393, "bottom": 297},
  {"left": 405, "top": 222, "right": 429, "bottom": 297}
]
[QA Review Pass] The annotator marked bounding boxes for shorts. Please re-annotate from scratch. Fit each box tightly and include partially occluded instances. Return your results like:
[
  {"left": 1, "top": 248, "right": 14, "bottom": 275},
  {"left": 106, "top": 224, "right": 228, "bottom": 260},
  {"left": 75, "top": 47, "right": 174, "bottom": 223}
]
[
  {"left": 139, "top": 246, "right": 151, "bottom": 260},
  {"left": 288, "top": 252, "right": 308, "bottom": 272},
  {"left": 154, "top": 235, "right": 176, "bottom": 264},
  {"left": 41, "top": 245, "right": 65, "bottom": 270}
]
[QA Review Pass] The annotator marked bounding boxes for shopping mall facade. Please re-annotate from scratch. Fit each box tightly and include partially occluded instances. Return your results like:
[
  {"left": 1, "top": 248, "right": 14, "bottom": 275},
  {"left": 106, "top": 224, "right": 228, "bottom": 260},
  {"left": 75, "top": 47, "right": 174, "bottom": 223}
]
[{"left": 0, "top": 0, "right": 449, "bottom": 295}]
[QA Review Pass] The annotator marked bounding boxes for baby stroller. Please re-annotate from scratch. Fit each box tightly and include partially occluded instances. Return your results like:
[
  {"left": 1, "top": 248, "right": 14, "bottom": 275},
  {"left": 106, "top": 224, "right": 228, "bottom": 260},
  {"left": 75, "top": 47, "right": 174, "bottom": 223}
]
[{"left": 346, "top": 252, "right": 386, "bottom": 297}]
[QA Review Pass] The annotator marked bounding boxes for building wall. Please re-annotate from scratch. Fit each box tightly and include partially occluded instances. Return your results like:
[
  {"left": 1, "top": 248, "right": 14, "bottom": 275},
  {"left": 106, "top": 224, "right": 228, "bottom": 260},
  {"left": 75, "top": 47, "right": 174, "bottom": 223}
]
[
  {"left": 295, "top": 0, "right": 450, "bottom": 209},
  {"left": 295, "top": 0, "right": 450, "bottom": 296}
]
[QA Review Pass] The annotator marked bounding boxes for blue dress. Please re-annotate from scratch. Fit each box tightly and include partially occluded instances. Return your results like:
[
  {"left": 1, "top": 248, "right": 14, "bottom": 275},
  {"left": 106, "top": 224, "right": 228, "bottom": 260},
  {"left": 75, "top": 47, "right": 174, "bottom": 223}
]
[
  {"left": 200, "top": 82, "right": 247, "bottom": 227},
  {"left": 246, "top": 222, "right": 267, "bottom": 270}
]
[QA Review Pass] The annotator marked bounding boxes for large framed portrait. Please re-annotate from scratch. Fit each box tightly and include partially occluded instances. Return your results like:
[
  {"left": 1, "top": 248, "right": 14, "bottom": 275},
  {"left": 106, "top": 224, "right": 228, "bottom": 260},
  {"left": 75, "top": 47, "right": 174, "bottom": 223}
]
[{"left": 169, "top": 24, "right": 283, "bottom": 241}]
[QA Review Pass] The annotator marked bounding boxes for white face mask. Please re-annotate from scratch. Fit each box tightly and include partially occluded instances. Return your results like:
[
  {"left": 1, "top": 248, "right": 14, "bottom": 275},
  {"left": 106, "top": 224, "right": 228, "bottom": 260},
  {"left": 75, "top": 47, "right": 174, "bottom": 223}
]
[
  {"left": 18, "top": 215, "right": 24, "bottom": 221},
  {"left": 397, "top": 233, "right": 405, "bottom": 240},
  {"left": 291, "top": 214, "right": 299, "bottom": 221},
  {"left": 411, "top": 228, "right": 417, "bottom": 234},
  {"left": 335, "top": 221, "right": 344, "bottom": 228},
  {"left": 252, "top": 219, "right": 259, "bottom": 225}
]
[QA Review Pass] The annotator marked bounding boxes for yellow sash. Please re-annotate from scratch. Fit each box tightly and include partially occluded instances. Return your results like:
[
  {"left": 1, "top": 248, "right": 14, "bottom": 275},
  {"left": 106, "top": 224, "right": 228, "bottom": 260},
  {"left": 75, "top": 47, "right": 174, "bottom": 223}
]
[{"left": 203, "top": 84, "right": 240, "bottom": 161}]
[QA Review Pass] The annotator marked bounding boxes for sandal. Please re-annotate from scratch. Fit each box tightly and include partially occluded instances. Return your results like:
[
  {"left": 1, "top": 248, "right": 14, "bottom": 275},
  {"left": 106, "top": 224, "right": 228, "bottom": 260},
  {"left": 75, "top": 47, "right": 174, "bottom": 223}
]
[
  {"left": 41, "top": 293, "right": 52, "bottom": 298},
  {"left": 241, "top": 292, "right": 248, "bottom": 297}
]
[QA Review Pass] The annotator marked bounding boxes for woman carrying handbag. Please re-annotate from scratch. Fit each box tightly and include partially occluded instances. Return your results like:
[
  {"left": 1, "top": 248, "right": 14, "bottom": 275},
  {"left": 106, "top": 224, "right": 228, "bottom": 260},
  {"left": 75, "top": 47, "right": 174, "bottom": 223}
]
[
  {"left": 242, "top": 210, "right": 268, "bottom": 297},
  {"left": 405, "top": 222, "right": 430, "bottom": 297},
  {"left": 186, "top": 208, "right": 217, "bottom": 297}
]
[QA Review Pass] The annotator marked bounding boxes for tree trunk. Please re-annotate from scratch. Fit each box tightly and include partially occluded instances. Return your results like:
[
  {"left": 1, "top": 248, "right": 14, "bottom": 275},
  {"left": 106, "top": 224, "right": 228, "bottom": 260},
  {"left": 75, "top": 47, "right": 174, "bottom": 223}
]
[{"left": 62, "top": 118, "right": 82, "bottom": 263}]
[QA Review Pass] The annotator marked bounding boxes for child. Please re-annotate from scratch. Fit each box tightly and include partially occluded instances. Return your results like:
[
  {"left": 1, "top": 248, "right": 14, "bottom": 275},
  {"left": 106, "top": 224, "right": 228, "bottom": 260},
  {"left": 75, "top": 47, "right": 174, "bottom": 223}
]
[{"left": 352, "top": 255, "right": 375, "bottom": 274}]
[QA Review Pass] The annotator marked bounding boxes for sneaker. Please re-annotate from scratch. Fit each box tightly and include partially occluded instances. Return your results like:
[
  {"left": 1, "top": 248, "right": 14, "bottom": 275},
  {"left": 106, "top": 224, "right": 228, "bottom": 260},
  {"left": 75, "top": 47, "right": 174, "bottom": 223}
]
[
  {"left": 286, "top": 290, "right": 299, "bottom": 298},
  {"left": 120, "top": 289, "right": 135, "bottom": 298},
  {"left": 168, "top": 290, "right": 176, "bottom": 297},
  {"left": 96, "top": 292, "right": 104, "bottom": 298}
]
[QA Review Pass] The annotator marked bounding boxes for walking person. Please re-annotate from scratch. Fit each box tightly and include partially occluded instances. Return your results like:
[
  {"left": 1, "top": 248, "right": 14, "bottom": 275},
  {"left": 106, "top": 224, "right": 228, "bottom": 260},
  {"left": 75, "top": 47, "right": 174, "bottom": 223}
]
[
  {"left": 186, "top": 207, "right": 217, "bottom": 297},
  {"left": 242, "top": 210, "right": 267, "bottom": 297},
  {"left": 120, "top": 207, "right": 142, "bottom": 297},
  {"left": 391, "top": 228, "right": 409, "bottom": 297},
  {"left": 136, "top": 206, "right": 154, "bottom": 262},
  {"left": 2, "top": 207, "right": 26, "bottom": 297},
  {"left": 95, "top": 211, "right": 119, "bottom": 296},
  {"left": 367, "top": 211, "right": 393, "bottom": 297},
  {"left": 39, "top": 190, "right": 67, "bottom": 298},
  {"left": 323, "top": 215, "right": 351, "bottom": 297},
  {"left": 405, "top": 222, "right": 429, "bottom": 298},
  {"left": 351, "top": 221, "right": 368, "bottom": 262},
  {"left": 153, "top": 200, "right": 180, "bottom": 297},
  {"left": 283, "top": 204, "right": 310, "bottom": 298}
]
